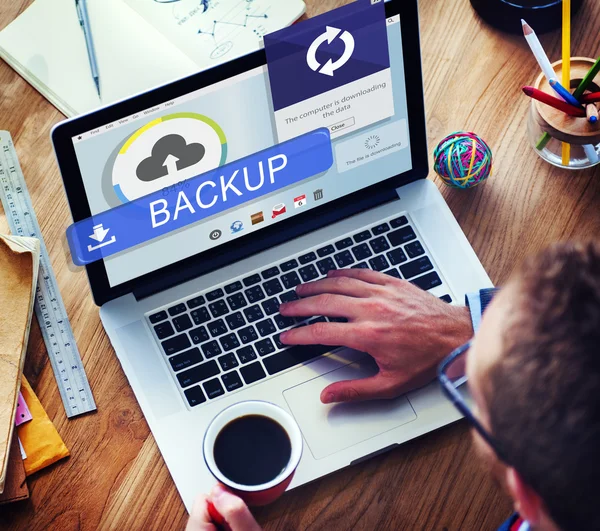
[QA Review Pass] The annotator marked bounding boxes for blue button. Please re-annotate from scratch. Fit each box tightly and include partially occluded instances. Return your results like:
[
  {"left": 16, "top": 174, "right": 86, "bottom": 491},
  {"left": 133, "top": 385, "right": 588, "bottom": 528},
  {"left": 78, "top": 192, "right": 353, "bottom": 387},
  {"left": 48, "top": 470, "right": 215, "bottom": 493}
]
[{"left": 66, "top": 128, "right": 333, "bottom": 266}]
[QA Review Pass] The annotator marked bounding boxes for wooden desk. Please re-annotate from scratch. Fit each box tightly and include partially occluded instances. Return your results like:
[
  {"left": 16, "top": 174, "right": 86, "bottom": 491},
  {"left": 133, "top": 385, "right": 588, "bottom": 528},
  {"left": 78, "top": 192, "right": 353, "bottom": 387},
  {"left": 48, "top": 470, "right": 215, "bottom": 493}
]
[{"left": 1, "top": 0, "right": 600, "bottom": 528}]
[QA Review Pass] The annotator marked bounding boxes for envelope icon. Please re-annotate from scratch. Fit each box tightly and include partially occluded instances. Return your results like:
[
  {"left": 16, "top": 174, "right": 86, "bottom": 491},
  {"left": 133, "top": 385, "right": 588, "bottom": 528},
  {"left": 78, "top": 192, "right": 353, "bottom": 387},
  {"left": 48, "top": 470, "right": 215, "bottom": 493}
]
[{"left": 272, "top": 203, "right": 287, "bottom": 219}]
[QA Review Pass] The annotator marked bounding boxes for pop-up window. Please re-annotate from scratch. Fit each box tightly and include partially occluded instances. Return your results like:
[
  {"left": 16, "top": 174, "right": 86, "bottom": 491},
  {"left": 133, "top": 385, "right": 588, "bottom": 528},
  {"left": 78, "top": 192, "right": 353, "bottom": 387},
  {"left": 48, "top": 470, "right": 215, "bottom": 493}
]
[{"left": 265, "top": 0, "right": 394, "bottom": 142}]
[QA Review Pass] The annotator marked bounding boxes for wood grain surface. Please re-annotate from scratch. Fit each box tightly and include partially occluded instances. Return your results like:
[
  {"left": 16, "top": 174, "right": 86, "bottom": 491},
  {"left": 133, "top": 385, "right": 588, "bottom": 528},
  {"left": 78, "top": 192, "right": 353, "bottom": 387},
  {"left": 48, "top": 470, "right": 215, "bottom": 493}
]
[{"left": 1, "top": 0, "right": 600, "bottom": 529}]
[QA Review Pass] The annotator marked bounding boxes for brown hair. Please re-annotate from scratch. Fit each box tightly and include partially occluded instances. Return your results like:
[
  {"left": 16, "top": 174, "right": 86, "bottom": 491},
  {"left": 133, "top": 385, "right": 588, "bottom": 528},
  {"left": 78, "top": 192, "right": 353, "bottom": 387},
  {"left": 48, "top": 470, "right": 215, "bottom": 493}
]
[{"left": 486, "top": 241, "right": 600, "bottom": 531}]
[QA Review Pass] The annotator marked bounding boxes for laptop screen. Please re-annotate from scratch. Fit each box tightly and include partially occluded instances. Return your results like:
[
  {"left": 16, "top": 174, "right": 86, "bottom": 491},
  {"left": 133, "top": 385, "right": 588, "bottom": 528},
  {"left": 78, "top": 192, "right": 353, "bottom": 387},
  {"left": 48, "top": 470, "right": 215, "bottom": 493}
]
[{"left": 71, "top": 14, "right": 411, "bottom": 288}]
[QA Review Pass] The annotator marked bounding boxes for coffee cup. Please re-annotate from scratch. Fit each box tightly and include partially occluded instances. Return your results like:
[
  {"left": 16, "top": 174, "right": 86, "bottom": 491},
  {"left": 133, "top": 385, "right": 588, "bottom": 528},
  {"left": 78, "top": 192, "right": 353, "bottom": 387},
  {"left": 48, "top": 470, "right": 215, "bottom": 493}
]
[{"left": 203, "top": 401, "right": 303, "bottom": 506}]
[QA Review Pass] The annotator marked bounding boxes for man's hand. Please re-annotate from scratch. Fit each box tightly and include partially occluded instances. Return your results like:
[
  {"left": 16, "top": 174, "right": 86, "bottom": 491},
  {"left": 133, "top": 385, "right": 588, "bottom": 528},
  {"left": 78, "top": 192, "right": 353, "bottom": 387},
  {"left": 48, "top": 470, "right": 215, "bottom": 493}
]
[
  {"left": 186, "top": 485, "right": 262, "bottom": 531},
  {"left": 279, "top": 269, "right": 472, "bottom": 404}
]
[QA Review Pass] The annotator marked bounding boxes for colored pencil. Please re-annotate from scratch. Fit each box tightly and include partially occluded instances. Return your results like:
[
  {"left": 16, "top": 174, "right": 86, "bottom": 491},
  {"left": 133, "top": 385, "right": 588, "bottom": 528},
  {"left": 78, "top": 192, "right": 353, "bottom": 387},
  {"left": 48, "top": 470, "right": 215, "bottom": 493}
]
[
  {"left": 561, "top": 0, "right": 571, "bottom": 165},
  {"left": 580, "top": 92, "right": 600, "bottom": 104},
  {"left": 573, "top": 57, "right": 600, "bottom": 100},
  {"left": 586, "top": 103, "right": 599, "bottom": 123},
  {"left": 549, "top": 79, "right": 581, "bottom": 107},
  {"left": 521, "top": 20, "right": 557, "bottom": 83},
  {"left": 583, "top": 144, "right": 599, "bottom": 164},
  {"left": 522, "top": 86, "right": 586, "bottom": 117}
]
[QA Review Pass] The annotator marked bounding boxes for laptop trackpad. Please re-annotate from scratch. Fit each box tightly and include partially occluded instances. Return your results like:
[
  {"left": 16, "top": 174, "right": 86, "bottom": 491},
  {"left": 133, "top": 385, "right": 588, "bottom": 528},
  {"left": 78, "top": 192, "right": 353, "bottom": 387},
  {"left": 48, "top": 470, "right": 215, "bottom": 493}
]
[{"left": 283, "top": 357, "right": 417, "bottom": 460}]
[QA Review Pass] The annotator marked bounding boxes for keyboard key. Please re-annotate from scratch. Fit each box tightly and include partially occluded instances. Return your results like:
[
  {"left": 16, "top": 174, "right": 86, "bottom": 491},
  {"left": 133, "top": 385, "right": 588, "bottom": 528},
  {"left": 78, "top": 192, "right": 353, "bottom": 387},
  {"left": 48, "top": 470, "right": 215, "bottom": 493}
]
[
  {"left": 388, "top": 226, "right": 417, "bottom": 247},
  {"left": 240, "top": 362, "right": 267, "bottom": 385},
  {"left": 275, "top": 314, "right": 295, "bottom": 330},
  {"left": 209, "top": 299, "right": 228, "bottom": 318},
  {"left": 262, "top": 297, "right": 281, "bottom": 315},
  {"left": 261, "top": 266, "right": 280, "bottom": 280},
  {"left": 334, "top": 250, "right": 355, "bottom": 268},
  {"left": 168, "top": 303, "right": 186, "bottom": 317},
  {"left": 273, "top": 333, "right": 285, "bottom": 350},
  {"left": 280, "top": 259, "right": 298, "bottom": 272},
  {"left": 384, "top": 268, "right": 402, "bottom": 279},
  {"left": 236, "top": 345, "right": 257, "bottom": 364},
  {"left": 162, "top": 334, "right": 191, "bottom": 356},
  {"left": 189, "top": 326, "right": 210, "bottom": 344},
  {"left": 243, "top": 274, "right": 261, "bottom": 287},
  {"left": 308, "top": 316, "right": 327, "bottom": 325},
  {"left": 224, "top": 281, "right": 243, "bottom": 294},
  {"left": 263, "top": 278, "right": 283, "bottom": 297},
  {"left": 208, "top": 319, "right": 228, "bottom": 337},
  {"left": 173, "top": 314, "right": 193, "bottom": 333},
  {"left": 400, "top": 257, "right": 434, "bottom": 279},
  {"left": 227, "top": 292, "right": 247, "bottom": 311},
  {"left": 191, "top": 307, "right": 211, "bottom": 325},
  {"left": 184, "top": 386, "right": 206, "bottom": 407},
  {"left": 317, "top": 257, "right": 336, "bottom": 275},
  {"left": 299, "top": 264, "right": 319, "bottom": 282},
  {"left": 390, "top": 215, "right": 408, "bottom": 228},
  {"left": 405, "top": 240, "right": 425, "bottom": 259},
  {"left": 244, "top": 305, "right": 264, "bottom": 322},
  {"left": 387, "top": 248, "right": 408, "bottom": 265},
  {"left": 245, "top": 285, "right": 266, "bottom": 303},
  {"left": 440, "top": 294, "right": 453, "bottom": 303},
  {"left": 218, "top": 352, "right": 239, "bottom": 371},
  {"left": 411, "top": 272, "right": 442, "bottom": 291},
  {"left": 256, "top": 318, "right": 277, "bottom": 337},
  {"left": 203, "top": 378, "right": 225, "bottom": 399},
  {"left": 281, "top": 271, "right": 301, "bottom": 289},
  {"left": 372, "top": 222, "right": 390, "bottom": 235},
  {"left": 169, "top": 347, "right": 203, "bottom": 372},
  {"left": 238, "top": 325, "right": 259, "bottom": 344},
  {"left": 222, "top": 371, "right": 243, "bottom": 392},
  {"left": 186, "top": 296, "right": 205, "bottom": 309},
  {"left": 255, "top": 338, "right": 276, "bottom": 357},
  {"left": 353, "top": 230, "right": 371, "bottom": 243},
  {"left": 219, "top": 333, "right": 240, "bottom": 352},
  {"left": 263, "top": 344, "right": 333, "bottom": 375},
  {"left": 177, "top": 360, "right": 220, "bottom": 387},
  {"left": 226, "top": 312, "right": 246, "bottom": 330},
  {"left": 201, "top": 340, "right": 222, "bottom": 359},
  {"left": 369, "top": 255, "right": 390, "bottom": 272},
  {"left": 298, "top": 252, "right": 317, "bottom": 265},
  {"left": 317, "top": 245, "right": 335, "bottom": 257},
  {"left": 149, "top": 310, "right": 168, "bottom": 324},
  {"left": 370, "top": 236, "right": 390, "bottom": 254},
  {"left": 154, "top": 321, "right": 174, "bottom": 340},
  {"left": 206, "top": 288, "right": 224, "bottom": 302},
  {"left": 352, "top": 262, "right": 369, "bottom": 269},
  {"left": 335, "top": 237, "right": 354, "bottom": 250},
  {"left": 328, "top": 317, "right": 348, "bottom": 323},
  {"left": 280, "top": 290, "right": 299, "bottom": 303},
  {"left": 352, "top": 243, "right": 373, "bottom": 261}
]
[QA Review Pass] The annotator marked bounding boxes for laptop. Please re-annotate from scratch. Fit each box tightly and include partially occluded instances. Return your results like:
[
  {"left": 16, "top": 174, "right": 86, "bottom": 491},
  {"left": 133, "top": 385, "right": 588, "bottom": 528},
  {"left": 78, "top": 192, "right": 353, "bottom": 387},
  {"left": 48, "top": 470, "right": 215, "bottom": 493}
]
[{"left": 51, "top": 0, "right": 491, "bottom": 511}]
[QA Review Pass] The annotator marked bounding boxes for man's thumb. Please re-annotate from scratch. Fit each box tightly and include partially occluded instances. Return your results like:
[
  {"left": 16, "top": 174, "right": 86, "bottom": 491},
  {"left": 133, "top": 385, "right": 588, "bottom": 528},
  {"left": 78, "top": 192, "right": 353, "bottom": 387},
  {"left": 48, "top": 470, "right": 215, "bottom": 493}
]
[{"left": 320, "top": 374, "right": 401, "bottom": 404}]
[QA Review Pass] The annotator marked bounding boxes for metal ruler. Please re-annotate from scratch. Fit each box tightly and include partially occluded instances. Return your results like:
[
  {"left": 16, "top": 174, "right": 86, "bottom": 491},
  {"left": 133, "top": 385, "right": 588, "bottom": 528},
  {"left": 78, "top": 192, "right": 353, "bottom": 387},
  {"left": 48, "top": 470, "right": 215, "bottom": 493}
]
[{"left": 0, "top": 132, "right": 96, "bottom": 418}]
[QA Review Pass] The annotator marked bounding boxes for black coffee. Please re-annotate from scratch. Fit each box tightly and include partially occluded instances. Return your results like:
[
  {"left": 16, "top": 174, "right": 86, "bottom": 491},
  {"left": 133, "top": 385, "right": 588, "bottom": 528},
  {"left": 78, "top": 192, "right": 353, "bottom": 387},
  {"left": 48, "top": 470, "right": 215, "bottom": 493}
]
[{"left": 213, "top": 414, "right": 291, "bottom": 486}]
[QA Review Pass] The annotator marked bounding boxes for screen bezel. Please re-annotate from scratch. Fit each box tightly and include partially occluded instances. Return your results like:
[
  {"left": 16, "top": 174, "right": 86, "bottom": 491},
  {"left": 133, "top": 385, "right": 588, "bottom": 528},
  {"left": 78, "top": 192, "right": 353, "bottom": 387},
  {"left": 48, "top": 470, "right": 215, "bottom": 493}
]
[{"left": 51, "top": 0, "right": 428, "bottom": 306}]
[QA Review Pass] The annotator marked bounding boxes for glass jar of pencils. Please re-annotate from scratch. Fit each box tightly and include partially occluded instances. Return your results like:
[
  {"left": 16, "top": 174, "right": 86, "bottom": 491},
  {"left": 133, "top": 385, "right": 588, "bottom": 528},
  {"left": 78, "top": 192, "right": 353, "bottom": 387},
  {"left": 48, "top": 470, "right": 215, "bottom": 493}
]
[{"left": 528, "top": 57, "right": 600, "bottom": 169}]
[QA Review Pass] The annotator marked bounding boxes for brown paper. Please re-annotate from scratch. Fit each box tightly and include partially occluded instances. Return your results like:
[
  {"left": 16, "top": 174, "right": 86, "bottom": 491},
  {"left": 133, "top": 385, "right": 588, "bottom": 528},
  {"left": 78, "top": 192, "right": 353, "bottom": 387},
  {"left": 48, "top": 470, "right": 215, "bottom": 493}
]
[{"left": 0, "top": 431, "right": 28, "bottom": 505}]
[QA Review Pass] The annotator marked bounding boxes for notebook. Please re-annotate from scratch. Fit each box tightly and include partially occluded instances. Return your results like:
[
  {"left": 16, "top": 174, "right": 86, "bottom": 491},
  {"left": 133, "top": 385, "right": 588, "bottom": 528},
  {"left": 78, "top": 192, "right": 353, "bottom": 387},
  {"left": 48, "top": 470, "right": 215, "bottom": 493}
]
[
  {"left": 0, "top": 235, "right": 40, "bottom": 494},
  {"left": 0, "top": 0, "right": 305, "bottom": 117}
]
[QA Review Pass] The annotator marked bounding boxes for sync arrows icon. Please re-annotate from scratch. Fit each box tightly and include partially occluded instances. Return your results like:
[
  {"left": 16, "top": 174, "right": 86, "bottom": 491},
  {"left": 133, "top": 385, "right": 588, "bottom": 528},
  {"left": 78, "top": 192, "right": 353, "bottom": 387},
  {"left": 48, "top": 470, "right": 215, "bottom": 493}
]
[
  {"left": 306, "top": 26, "right": 355, "bottom": 77},
  {"left": 87, "top": 224, "right": 117, "bottom": 252}
]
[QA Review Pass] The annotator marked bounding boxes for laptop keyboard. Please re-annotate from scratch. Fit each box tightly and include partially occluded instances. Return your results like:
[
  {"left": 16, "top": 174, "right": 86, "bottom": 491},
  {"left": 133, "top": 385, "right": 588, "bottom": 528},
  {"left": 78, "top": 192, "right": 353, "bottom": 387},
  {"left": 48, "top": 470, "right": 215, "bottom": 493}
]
[{"left": 147, "top": 214, "right": 453, "bottom": 409}]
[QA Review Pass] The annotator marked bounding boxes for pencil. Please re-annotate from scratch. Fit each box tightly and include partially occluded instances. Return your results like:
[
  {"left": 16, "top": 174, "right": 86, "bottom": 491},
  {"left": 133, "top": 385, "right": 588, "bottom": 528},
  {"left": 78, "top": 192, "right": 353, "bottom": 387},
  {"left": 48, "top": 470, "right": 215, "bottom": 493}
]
[
  {"left": 573, "top": 57, "right": 600, "bottom": 100},
  {"left": 521, "top": 20, "right": 556, "bottom": 83},
  {"left": 549, "top": 79, "right": 581, "bottom": 107},
  {"left": 580, "top": 92, "right": 600, "bottom": 104},
  {"left": 561, "top": 0, "right": 571, "bottom": 165},
  {"left": 522, "top": 86, "right": 586, "bottom": 116},
  {"left": 586, "top": 103, "right": 599, "bottom": 123}
]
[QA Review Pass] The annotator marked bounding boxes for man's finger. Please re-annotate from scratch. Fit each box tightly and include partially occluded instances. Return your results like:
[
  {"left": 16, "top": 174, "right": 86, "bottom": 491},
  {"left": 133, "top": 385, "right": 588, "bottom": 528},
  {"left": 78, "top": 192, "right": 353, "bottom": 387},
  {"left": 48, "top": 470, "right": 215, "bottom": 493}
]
[
  {"left": 210, "top": 485, "right": 262, "bottom": 531},
  {"left": 279, "top": 294, "right": 360, "bottom": 319},
  {"left": 320, "top": 373, "right": 404, "bottom": 404},
  {"left": 327, "top": 268, "right": 393, "bottom": 285},
  {"left": 295, "top": 276, "right": 385, "bottom": 299},
  {"left": 280, "top": 321, "right": 362, "bottom": 350},
  {"left": 186, "top": 494, "right": 215, "bottom": 531}
]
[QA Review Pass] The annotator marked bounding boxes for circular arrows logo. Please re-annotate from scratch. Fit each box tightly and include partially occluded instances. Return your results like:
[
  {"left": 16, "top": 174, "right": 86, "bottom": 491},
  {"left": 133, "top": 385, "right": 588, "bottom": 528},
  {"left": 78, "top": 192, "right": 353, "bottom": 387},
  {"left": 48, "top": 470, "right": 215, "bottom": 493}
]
[{"left": 306, "top": 26, "right": 355, "bottom": 77}]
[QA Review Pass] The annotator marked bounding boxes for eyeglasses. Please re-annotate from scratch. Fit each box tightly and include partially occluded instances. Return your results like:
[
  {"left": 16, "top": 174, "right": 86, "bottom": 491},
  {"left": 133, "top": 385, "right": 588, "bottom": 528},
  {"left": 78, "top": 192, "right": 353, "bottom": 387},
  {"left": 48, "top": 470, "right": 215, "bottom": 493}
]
[{"left": 437, "top": 340, "right": 508, "bottom": 463}]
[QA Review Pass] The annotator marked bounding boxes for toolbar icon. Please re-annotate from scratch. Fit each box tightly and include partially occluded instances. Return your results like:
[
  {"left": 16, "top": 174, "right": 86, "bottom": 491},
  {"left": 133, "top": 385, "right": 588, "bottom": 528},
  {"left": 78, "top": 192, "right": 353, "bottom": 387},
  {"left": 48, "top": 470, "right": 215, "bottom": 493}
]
[{"left": 87, "top": 224, "right": 116, "bottom": 252}]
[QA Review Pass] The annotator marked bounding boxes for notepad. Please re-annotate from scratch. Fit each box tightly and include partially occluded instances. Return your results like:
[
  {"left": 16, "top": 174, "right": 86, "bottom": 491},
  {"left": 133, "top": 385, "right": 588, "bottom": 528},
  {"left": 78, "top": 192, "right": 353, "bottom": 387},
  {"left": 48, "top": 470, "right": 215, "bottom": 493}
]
[{"left": 0, "top": 0, "right": 305, "bottom": 117}]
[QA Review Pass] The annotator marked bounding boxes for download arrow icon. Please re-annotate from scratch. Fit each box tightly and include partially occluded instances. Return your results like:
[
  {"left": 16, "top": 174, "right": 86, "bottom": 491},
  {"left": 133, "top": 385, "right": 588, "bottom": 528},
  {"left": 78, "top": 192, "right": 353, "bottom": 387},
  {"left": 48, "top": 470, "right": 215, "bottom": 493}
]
[{"left": 89, "top": 224, "right": 110, "bottom": 242}]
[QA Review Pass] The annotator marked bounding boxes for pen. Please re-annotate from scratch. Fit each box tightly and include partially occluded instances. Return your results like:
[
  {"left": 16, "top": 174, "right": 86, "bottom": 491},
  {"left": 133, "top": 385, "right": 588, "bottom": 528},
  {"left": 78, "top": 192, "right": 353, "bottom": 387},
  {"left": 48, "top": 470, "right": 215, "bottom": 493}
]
[
  {"left": 580, "top": 91, "right": 600, "bottom": 104},
  {"left": 522, "top": 86, "right": 586, "bottom": 117},
  {"left": 549, "top": 79, "right": 581, "bottom": 108},
  {"left": 573, "top": 57, "right": 600, "bottom": 100},
  {"left": 586, "top": 103, "right": 599, "bottom": 123},
  {"left": 75, "top": 0, "right": 101, "bottom": 98},
  {"left": 521, "top": 19, "right": 556, "bottom": 83}
]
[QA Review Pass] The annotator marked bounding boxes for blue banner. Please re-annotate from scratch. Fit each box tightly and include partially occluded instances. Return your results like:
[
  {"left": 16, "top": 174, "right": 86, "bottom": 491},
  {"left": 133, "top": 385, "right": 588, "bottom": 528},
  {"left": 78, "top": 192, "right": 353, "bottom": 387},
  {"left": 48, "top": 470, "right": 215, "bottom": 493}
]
[{"left": 67, "top": 128, "right": 333, "bottom": 266}]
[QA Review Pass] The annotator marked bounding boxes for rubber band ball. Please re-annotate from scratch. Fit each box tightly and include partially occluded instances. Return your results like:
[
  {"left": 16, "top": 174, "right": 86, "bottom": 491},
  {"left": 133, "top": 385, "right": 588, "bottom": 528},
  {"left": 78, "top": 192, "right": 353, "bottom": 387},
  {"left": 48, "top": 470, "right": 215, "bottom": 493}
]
[{"left": 433, "top": 132, "right": 493, "bottom": 189}]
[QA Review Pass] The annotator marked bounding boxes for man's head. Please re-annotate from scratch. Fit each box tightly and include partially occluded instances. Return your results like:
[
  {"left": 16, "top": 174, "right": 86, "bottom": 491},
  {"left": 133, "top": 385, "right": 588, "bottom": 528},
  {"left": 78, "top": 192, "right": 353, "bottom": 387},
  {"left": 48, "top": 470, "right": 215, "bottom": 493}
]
[{"left": 467, "top": 241, "right": 600, "bottom": 531}]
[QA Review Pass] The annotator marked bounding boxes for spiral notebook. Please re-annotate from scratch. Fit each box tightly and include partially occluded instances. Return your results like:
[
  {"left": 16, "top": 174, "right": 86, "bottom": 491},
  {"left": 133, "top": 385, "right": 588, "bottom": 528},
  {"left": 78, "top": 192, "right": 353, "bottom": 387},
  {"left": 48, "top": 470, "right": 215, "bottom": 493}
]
[{"left": 0, "top": 0, "right": 305, "bottom": 117}]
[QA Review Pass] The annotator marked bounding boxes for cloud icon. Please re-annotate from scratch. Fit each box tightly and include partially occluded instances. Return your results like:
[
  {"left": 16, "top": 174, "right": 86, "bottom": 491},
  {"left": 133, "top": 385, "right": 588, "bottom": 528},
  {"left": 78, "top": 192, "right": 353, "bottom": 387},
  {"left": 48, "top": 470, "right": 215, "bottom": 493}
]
[{"left": 136, "top": 133, "right": 206, "bottom": 182}]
